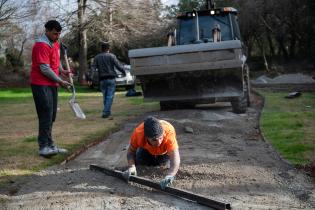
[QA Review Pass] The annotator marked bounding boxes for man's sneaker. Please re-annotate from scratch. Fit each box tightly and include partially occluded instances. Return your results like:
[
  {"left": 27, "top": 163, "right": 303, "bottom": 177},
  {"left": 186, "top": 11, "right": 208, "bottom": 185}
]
[
  {"left": 102, "top": 114, "right": 110, "bottom": 118},
  {"left": 50, "top": 145, "right": 68, "bottom": 154},
  {"left": 102, "top": 114, "right": 114, "bottom": 120},
  {"left": 39, "top": 146, "right": 58, "bottom": 157}
]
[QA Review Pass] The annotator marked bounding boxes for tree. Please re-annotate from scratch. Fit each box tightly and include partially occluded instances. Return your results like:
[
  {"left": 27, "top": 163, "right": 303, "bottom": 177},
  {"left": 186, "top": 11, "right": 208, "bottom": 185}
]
[
  {"left": 5, "top": 47, "right": 24, "bottom": 71},
  {"left": 0, "top": 0, "right": 17, "bottom": 25},
  {"left": 63, "top": 0, "right": 169, "bottom": 64},
  {"left": 0, "top": 0, "right": 38, "bottom": 69},
  {"left": 77, "top": 0, "right": 88, "bottom": 84}
]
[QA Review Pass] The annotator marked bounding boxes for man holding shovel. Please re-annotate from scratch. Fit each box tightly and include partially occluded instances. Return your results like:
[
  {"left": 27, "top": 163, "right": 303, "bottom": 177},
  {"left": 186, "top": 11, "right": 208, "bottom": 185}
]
[
  {"left": 123, "top": 116, "right": 181, "bottom": 190},
  {"left": 30, "top": 20, "right": 70, "bottom": 157}
]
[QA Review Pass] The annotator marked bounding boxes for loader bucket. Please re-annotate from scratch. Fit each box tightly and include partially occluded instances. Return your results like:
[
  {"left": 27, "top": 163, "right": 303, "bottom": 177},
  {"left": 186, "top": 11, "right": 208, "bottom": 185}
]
[{"left": 129, "top": 40, "right": 245, "bottom": 105}]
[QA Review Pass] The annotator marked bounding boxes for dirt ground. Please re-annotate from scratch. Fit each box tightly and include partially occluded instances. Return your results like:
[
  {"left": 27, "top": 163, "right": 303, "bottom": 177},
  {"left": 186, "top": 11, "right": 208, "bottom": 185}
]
[{"left": 1, "top": 94, "right": 315, "bottom": 210}]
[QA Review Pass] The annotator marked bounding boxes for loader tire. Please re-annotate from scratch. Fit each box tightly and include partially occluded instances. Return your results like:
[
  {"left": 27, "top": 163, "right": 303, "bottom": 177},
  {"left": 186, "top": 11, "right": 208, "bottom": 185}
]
[
  {"left": 231, "top": 95, "right": 247, "bottom": 114},
  {"left": 244, "top": 64, "right": 251, "bottom": 107},
  {"left": 176, "top": 102, "right": 195, "bottom": 109},
  {"left": 232, "top": 63, "right": 250, "bottom": 113},
  {"left": 160, "top": 101, "right": 195, "bottom": 111},
  {"left": 160, "top": 101, "right": 177, "bottom": 111}
]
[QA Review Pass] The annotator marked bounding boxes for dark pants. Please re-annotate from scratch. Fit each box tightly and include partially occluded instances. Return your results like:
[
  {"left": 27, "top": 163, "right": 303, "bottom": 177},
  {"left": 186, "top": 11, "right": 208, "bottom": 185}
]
[
  {"left": 31, "top": 85, "right": 57, "bottom": 149},
  {"left": 136, "top": 148, "right": 169, "bottom": 166}
]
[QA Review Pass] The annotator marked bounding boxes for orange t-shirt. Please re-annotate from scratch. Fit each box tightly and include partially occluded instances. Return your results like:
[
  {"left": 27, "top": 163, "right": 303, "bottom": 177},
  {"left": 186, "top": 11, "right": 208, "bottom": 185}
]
[{"left": 130, "top": 120, "right": 178, "bottom": 155}]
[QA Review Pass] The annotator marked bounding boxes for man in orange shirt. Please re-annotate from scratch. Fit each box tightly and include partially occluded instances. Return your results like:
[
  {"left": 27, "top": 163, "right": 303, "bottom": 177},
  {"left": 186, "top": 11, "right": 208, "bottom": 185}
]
[{"left": 124, "top": 116, "right": 180, "bottom": 190}]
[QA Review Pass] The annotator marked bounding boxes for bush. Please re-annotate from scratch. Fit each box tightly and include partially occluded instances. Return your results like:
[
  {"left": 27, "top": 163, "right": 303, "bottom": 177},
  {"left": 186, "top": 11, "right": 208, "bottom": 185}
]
[
  {"left": 0, "top": 57, "right": 5, "bottom": 65},
  {"left": 5, "top": 48, "right": 24, "bottom": 71}
]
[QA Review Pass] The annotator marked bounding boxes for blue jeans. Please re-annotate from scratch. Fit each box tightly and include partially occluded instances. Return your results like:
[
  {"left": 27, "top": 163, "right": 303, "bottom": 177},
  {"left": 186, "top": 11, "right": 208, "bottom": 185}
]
[{"left": 100, "top": 79, "right": 116, "bottom": 116}]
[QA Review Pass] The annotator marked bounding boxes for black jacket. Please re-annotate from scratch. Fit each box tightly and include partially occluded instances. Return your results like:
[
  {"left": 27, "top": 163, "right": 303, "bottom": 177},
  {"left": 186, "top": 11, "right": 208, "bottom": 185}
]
[{"left": 91, "top": 52, "right": 125, "bottom": 80}]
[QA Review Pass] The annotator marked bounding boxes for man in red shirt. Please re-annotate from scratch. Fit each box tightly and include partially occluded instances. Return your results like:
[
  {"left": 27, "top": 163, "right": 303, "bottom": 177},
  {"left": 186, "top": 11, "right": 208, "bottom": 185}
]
[
  {"left": 30, "top": 20, "right": 71, "bottom": 157},
  {"left": 123, "top": 116, "right": 181, "bottom": 190}
]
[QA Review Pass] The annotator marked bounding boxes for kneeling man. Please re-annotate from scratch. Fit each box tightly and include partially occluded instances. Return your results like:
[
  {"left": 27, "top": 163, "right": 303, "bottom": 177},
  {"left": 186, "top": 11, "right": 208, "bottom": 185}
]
[{"left": 124, "top": 116, "right": 180, "bottom": 190}]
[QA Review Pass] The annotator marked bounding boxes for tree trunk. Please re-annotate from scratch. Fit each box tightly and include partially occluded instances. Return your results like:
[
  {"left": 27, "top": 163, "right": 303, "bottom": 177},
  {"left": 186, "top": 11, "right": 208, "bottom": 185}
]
[
  {"left": 78, "top": 0, "right": 88, "bottom": 84},
  {"left": 262, "top": 47, "right": 269, "bottom": 72},
  {"left": 18, "top": 38, "right": 27, "bottom": 63},
  {"left": 276, "top": 36, "right": 289, "bottom": 60},
  {"left": 107, "top": 0, "right": 112, "bottom": 40},
  {"left": 267, "top": 34, "right": 275, "bottom": 57},
  {"left": 255, "top": 36, "right": 269, "bottom": 72},
  {"left": 289, "top": 31, "right": 296, "bottom": 58}
]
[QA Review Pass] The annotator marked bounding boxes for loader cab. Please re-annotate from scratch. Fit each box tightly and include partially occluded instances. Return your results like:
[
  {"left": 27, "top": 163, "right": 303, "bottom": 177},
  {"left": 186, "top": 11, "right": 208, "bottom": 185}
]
[{"left": 176, "top": 7, "right": 241, "bottom": 45}]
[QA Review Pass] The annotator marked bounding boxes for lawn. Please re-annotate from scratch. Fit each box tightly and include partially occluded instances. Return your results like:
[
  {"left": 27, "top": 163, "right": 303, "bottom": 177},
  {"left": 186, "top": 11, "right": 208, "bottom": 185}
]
[
  {"left": 0, "top": 86, "right": 159, "bottom": 185},
  {"left": 259, "top": 90, "right": 315, "bottom": 165}
]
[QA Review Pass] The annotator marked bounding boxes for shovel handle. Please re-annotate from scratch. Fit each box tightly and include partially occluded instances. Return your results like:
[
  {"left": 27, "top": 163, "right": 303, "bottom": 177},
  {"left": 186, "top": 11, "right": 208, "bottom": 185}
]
[{"left": 63, "top": 47, "right": 73, "bottom": 85}]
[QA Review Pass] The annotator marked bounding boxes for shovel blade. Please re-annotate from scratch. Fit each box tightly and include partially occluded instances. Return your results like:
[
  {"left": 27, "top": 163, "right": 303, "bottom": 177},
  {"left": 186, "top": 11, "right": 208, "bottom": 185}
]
[{"left": 69, "top": 101, "right": 86, "bottom": 119}]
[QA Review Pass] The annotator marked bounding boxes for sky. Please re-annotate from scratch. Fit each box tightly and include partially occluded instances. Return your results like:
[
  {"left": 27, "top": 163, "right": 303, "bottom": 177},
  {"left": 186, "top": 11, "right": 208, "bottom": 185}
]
[
  {"left": 161, "top": 0, "right": 179, "bottom": 6},
  {"left": 18, "top": 0, "right": 181, "bottom": 38}
]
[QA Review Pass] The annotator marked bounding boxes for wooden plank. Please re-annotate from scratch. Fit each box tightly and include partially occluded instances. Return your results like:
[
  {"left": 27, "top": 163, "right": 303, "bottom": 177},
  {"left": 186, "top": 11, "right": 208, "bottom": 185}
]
[{"left": 90, "top": 164, "right": 231, "bottom": 210}]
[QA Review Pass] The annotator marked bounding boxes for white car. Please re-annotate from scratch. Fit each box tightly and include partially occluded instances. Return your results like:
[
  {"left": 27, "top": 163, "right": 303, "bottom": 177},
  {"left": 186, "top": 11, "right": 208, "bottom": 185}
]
[
  {"left": 87, "top": 64, "right": 136, "bottom": 90},
  {"left": 115, "top": 65, "right": 136, "bottom": 89}
]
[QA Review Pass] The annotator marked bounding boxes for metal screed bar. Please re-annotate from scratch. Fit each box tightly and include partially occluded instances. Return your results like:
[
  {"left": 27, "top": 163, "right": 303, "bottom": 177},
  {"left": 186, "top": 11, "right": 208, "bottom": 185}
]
[{"left": 90, "top": 164, "right": 231, "bottom": 210}]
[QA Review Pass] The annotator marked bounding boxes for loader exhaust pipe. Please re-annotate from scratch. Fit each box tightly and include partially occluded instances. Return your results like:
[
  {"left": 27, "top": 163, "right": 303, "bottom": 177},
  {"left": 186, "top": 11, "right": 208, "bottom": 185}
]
[
  {"left": 194, "top": 10, "right": 200, "bottom": 42},
  {"left": 206, "top": 0, "right": 215, "bottom": 10}
]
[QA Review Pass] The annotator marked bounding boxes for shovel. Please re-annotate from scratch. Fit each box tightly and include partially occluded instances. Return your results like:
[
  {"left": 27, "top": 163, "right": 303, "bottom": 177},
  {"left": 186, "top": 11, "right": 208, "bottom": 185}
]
[{"left": 62, "top": 44, "right": 86, "bottom": 119}]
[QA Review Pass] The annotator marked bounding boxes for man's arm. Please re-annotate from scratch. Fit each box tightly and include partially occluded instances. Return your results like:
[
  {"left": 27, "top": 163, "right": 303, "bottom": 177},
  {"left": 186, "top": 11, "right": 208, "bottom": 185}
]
[
  {"left": 59, "top": 63, "right": 63, "bottom": 74},
  {"left": 126, "top": 145, "right": 136, "bottom": 167},
  {"left": 159, "top": 148, "right": 180, "bottom": 189},
  {"left": 112, "top": 55, "right": 125, "bottom": 75},
  {"left": 40, "top": 64, "right": 70, "bottom": 87},
  {"left": 40, "top": 64, "right": 63, "bottom": 83},
  {"left": 59, "top": 62, "right": 71, "bottom": 76},
  {"left": 122, "top": 145, "right": 137, "bottom": 179},
  {"left": 167, "top": 149, "right": 180, "bottom": 177},
  {"left": 89, "top": 58, "right": 98, "bottom": 80}
]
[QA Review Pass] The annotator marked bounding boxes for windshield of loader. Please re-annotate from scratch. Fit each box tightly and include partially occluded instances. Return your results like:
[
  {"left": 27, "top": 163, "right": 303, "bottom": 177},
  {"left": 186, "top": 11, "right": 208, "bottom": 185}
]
[{"left": 177, "top": 13, "right": 237, "bottom": 45}]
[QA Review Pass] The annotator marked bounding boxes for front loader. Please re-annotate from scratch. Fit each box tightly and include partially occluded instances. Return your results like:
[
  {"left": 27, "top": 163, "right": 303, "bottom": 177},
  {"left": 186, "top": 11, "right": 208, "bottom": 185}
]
[{"left": 129, "top": 0, "right": 250, "bottom": 113}]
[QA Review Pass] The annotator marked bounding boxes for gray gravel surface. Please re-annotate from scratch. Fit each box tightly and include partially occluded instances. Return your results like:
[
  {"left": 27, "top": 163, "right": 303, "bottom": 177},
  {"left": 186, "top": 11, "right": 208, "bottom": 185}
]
[
  {"left": 253, "top": 73, "right": 315, "bottom": 84},
  {"left": 1, "top": 97, "right": 315, "bottom": 210}
]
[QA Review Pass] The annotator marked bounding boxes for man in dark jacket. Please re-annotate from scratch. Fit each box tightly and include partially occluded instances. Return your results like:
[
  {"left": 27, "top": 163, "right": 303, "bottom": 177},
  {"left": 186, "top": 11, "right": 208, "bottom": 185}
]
[{"left": 90, "top": 42, "right": 126, "bottom": 118}]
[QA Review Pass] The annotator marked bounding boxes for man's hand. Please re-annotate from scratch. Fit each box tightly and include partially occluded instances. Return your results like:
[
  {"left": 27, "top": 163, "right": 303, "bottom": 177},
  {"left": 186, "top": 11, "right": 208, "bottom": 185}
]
[
  {"left": 59, "top": 80, "right": 72, "bottom": 90},
  {"left": 122, "top": 165, "right": 137, "bottom": 182},
  {"left": 61, "top": 69, "right": 73, "bottom": 77},
  {"left": 160, "top": 175, "right": 174, "bottom": 190}
]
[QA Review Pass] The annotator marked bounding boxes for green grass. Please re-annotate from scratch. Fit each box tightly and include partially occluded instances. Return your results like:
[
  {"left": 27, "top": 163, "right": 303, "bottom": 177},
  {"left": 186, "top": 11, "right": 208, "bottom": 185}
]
[
  {"left": 23, "top": 136, "right": 37, "bottom": 143},
  {"left": 0, "top": 86, "right": 159, "bottom": 186},
  {"left": 0, "top": 86, "right": 99, "bottom": 103},
  {"left": 0, "top": 197, "right": 8, "bottom": 204},
  {"left": 259, "top": 90, "right": 315, "bottom": 165},
  {"left": 0, "top": 88, "right": 33, "bottom": 103}
]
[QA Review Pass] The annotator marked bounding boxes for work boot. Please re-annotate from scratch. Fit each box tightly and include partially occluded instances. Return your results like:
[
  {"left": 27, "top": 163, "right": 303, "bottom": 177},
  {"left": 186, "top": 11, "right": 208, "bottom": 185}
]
[
  {"left": 102, "top": 114, "right": 113, "bottom": 120},
  {"left": 39, "top": 146, "right": 58, "bottom": 157},
  {"left": 50, "top": 145, "right": 68, "bottom": 154}
]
